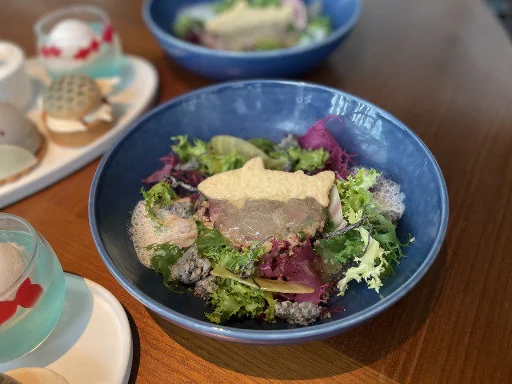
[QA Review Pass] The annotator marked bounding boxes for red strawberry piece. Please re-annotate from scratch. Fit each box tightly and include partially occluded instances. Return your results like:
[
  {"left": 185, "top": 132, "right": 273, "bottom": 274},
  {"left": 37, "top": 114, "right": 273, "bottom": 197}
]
[
  {"left": 0, "top": 301, "right": 17, "bottom": 326},
  {"left": 15, "top": 278, "right": 43, "bottom": 308}
]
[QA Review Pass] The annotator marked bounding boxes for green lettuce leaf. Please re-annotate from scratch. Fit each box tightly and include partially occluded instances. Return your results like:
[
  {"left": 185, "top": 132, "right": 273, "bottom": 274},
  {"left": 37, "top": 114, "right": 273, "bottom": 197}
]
[
  {"left": 336, "top": 168, "right": 380, "bottom": 223},
  {"left": 214, "top": 245, "right": 266, "bottom": 274},
  {"left": 287, "top": 146, "right": 329, "bottom": 171},
  {"left": 195, "top": 223, "right": 265, "bottom": 273},
  {"left": 210, "top": 135, "right": 286, "bottom": 170},
  {"left": 336, "top": 228, "right": 388, "bottom": 296},
  {"left": 171, "top": 135, "right": 208, "bottom": 163},
  {"left": 206, "top": 278, "right": 275, "bottom": 324},
  {"left": 195, "top": 222, "right": 231, "bottom": 251},
  {"left": 248, "top": 138, "right": 276, "bottom": 153},
  {"left": 198, "top": 152, "right": 249, "bottom": 175},
  {"left": 253, "top": 40, "right": 286, "bottom": 51},
  {"left": 251, "top": 0, "right": 282, "bottom": 7},
  {"left": 315, "top": 228, "right": 366, "bottom": 265},
  {"left": 248, "top": 138, "right": 329, "bottom": 172},
  {"left": 173, "top": 16, "right": 204, "bottom": 39},
  {"left": 212, "top": 0, "right": 236, "bottom": 13},
  {"left": 147, "top": 243, "right": 185, "bottom": 285},
  {"left": 298, "top": 16, "right": 332, "bottom": 46},
  {"left": 335, "top": 168, "right": 409, "bottom": 275},
  {"left": 213, "top": 0, "right": 281, "bottom": 12},
  {"left": 367, "top": 209, "right": 409, "bottom": 277},
  {"left": 141, "top": 181, "right": 177, "bottom": 222},
  {"left": 309, "top": 16, "right": 332, "bottom": 32}
]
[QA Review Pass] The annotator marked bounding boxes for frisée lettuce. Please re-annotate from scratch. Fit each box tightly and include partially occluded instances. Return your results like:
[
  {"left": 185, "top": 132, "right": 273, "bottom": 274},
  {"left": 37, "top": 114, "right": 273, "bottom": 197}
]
[{"left": 336, "top": 228, "right": 388, "bottom": 295}]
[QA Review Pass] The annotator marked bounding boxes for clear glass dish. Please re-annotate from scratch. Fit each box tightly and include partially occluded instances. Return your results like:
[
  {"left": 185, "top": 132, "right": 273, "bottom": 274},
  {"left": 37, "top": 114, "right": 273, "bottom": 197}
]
[
  {"left": 0, "top": 213, "right": 66, "bottom": 363},
  {"left": 34, "top": 5, "right": 123, "bottom": 79}
]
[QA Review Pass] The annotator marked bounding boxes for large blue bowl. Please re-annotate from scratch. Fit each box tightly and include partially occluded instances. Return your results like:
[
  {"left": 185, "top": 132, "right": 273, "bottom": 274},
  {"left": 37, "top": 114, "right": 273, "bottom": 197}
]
[
  {"left": 142, "top": 0, "right": 361, "bottom": 80},
  {"left": 89, "top": 81, "right": 448, "bottom": 345}
]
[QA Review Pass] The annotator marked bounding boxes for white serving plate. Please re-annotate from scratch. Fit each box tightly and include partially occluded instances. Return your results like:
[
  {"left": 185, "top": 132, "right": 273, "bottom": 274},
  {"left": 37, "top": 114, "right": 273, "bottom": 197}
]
[
  {"left": 0, "top": 273, "right": 133, "bottom": 384},
  {"left": 0, "top": 54, "right": 158, "bottom": 208}
]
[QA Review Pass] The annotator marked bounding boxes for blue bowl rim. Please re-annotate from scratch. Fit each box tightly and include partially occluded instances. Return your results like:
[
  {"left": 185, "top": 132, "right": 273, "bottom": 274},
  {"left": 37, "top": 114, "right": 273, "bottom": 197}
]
[
  {"left": 89, "top": 80, "right": 449, "bottom": 344},
  {"left": 141, "top": 0, "right": 362, "bottom": 59}
]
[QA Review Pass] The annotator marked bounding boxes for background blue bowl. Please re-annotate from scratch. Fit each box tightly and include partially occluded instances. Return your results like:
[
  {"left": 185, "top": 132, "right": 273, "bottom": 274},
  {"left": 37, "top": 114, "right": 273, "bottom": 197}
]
[
  {"left": 89, "top": 81, "right": 448, "bottom": 345},
  {"left": 142, "top": 0, "right": 361, "bottom": 80}
]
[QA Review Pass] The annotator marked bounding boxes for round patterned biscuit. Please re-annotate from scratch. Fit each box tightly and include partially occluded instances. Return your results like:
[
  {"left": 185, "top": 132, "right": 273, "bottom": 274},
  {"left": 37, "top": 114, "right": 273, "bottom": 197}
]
[{"left": 43, "top": 74, "right": 103, "bottom": 119}]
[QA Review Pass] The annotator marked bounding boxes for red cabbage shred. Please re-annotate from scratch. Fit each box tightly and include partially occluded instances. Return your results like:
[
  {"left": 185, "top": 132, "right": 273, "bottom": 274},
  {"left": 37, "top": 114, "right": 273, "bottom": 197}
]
[
  {"left": 298, "top": 116, "right": 357, "bottom": 179},
  {"left": 258, "top": 239, "right": 330, "bottom": 304}
]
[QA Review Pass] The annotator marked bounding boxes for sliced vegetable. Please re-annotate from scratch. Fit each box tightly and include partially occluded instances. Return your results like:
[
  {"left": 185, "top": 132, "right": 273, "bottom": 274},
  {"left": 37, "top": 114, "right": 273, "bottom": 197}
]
[
  {"left": 211, "top": 267, "right": 315, "bottom": 293},
  {"left": 210, "top": 135, "right": 287, "bottom": 170},
  {"left": 258, "top": 239, "right": 329, "bottom": 304},
  {"left": 327, "top": 185, "right": 347, "bottom": 230},
  {"left": 255, "top": 276, "right": 314, "bottom": 293}
]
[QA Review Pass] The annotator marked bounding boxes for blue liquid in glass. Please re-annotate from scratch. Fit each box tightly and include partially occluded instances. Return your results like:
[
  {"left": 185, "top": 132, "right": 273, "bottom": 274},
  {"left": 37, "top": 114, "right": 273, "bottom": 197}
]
[{"left": 0, "top": 232, "right": 65, "bottom": 363}]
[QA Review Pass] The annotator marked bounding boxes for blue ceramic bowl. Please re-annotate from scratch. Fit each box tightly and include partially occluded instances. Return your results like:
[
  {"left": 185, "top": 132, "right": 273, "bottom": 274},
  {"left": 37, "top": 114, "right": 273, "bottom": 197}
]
[
  {"left": 142, "top": 0, "right": 361, "bottom": 80},
  {"left": 89, "top": 81, "right": 448, "bottom": 345}
]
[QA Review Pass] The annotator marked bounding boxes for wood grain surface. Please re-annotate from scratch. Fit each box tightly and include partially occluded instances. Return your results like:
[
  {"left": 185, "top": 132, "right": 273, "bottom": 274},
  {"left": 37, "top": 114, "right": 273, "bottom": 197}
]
[{"left": 2, "top": 0, "right": 512, "bottom": 383}]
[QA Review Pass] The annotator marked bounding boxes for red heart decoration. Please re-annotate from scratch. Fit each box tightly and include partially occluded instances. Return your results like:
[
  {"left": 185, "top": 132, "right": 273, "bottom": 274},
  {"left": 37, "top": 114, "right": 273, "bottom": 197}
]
[
  {"left": 0, "top": 301, "right": 17, "bottom": 326},
  {"left": 102, "top": 23, "right": 114, "bottom": 44},
  {"left": 15, "top": 278, "right": 43, "bottom": 308}
]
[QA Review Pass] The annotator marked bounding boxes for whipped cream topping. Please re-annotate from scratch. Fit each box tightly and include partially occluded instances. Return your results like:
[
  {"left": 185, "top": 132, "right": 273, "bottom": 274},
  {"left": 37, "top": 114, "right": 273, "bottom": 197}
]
[{"left": 46, "top": 103, "right": 113, "bottom": 133}]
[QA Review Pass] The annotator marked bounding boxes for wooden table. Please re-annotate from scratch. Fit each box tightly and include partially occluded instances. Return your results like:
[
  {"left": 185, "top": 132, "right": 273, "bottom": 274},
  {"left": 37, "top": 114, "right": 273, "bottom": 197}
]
[{"left": 2, "top": 0, "right": 512, "bottom": 382}]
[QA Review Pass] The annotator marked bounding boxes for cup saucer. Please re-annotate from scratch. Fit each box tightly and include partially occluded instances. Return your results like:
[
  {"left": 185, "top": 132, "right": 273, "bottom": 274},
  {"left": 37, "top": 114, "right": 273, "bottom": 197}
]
[{"left": 0, "top": 273, "right": 133, "bottom": 384}]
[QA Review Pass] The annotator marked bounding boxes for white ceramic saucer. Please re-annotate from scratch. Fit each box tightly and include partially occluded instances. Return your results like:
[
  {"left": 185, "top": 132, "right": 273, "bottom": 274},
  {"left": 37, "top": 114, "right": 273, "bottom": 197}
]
[
  {"left": 0, "top": 273, "right": 133, "bottom": 384},
  {"left": 0, "top": 54, "right": 158, "bottom": 208}
]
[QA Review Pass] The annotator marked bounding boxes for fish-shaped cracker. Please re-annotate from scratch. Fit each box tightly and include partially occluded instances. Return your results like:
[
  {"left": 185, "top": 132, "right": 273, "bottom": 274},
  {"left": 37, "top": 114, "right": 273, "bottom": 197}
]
[{"left": 198, "top": 157, "right": 335, "bottom": 207}]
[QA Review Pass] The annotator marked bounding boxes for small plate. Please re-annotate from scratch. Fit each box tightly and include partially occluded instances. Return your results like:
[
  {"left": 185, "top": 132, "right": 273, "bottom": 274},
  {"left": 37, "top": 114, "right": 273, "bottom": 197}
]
[
  {"left": 0, "top": 55, "right": 158, "bottom": 208},
  {"left": 0, "top": 273, "right": 133, "bottom": 384}
]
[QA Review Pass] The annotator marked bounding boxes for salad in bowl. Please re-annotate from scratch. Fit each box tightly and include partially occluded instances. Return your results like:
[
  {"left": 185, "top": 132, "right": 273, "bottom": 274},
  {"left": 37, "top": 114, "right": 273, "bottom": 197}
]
[
  {"left": 173, "top": 0, "right": 333, "bottom": 51},
  {"left": 130, "top": 117, "right": 411, "bottom": 326}
]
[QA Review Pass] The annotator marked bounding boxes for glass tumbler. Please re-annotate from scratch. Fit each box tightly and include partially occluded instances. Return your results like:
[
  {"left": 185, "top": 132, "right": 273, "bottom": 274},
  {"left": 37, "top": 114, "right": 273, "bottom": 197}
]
[
  {"left": 34, "top": 5, "right": 123, "bottom": 79},
  {"left": 0, "top": 213, "right": 66, "bottom": 363}
]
